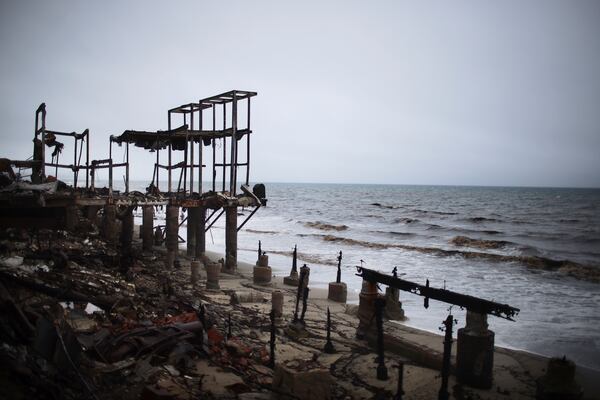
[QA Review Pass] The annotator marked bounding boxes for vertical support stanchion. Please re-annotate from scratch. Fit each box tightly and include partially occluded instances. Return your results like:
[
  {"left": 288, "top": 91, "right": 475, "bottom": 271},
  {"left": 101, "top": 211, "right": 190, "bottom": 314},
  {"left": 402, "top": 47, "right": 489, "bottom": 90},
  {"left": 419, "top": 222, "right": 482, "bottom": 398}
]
[
  {"left": 438, "top": 314, "right": 454, "bottom": 400},
  {"left": 324, "top": 307, "right": 335, "bottom": 353},
  {"left": 142, "top": 205, "right": 154, "bottom": 251},
  {"left": 269, "top": 309, "right": 276, "bottom": 368},
  {"left": 375, "top": 297, "right": 388, "bottom": 380},
  {"left": 394, "top": 362, "right": 404, "bottom": 400},
  {"left": 225, "top": 206, "right": 237, "bottom": 271},
  {"left": 195, "top": 207, "right": 206, "bottom": 258}
]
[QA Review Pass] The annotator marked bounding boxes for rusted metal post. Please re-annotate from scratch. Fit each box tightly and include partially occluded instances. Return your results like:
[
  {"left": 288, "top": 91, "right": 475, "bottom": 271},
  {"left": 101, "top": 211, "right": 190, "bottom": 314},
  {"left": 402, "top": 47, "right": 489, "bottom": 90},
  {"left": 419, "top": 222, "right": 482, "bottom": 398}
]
[
  {"left": 224, "top": 206, "right": 237, "bottom": 272},
  {"left": 85, "top": 130, "right": 89, "bottom": 189},
  {"left": 73, "top": 135, "right": 77, "bottom": 187},
  {"left": 125, "top": 142, "right": 129, "bottom": 193},
  {"left": 324, "top": 307, "right": 335, "bottom": 354},
  {"left": 394, "top": 362, "right": 405, "bottom": 400},
  {"left": 168, "top": 111, "right": 172, "bottom": 193},
  {"left": 230, "top": 91, "right": 237, "bottom": 195},
  {"left": 269, "top": 309, "right": 276, "bottom": 368},
  {"left": 299, "top": 286, "right": 309, "bottom": 324},
  {"left": 142, "top": 205, "right": 154, "bottom": 251},
  {"left": 227, "top": 312, "right": 232, "bottom": 339},
  {"left": 438, "top": 314, "right": 454, "bottom": 400},
  {"left": 246, "top": 97, "right": 250, "bottom": 185},
  {"left": 336, "top": 250, "right": 342, "bottom": 283},
  {"left": 375, "top": 297, "right": 388, "bottom": 380},
  {"left": 257, "top": 240, "right": 262, "bottom": 263},
  {"left": 212, "top": 105, "right": 216, "bottom": 192},
  {"left": 293, "top": 267, "right": 308, "bottom": 323}
]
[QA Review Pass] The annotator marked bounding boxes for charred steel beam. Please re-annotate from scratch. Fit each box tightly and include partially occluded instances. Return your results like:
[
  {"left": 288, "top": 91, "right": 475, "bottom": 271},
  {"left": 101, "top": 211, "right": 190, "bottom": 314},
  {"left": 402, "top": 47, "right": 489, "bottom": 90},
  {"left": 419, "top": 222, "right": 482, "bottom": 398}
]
[{"left": 356, "top": 267, "right": 519, "bottom": 321}]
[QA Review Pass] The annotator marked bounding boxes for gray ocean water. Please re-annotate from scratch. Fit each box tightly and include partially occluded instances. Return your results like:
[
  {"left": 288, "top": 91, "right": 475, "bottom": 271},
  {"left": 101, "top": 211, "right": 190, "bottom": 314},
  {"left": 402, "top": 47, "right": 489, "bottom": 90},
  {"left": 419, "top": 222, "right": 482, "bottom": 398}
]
[{"left": 128, "top": 182, "right": 600, "bottom": 370}]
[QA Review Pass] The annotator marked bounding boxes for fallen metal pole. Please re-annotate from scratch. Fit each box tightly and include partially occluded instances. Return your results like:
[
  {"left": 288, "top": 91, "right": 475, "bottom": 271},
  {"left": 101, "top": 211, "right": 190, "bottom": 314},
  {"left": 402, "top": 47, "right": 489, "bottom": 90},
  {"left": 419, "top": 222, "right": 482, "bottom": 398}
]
[{"left": 356, "top": 267, "right": 519, "bottom": 320}]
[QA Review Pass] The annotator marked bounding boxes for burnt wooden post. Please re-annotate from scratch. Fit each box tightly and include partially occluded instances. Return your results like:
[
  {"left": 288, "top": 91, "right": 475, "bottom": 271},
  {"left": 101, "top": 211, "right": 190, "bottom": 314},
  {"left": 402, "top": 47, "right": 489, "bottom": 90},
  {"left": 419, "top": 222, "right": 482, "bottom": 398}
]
[
  {"left": 323, "top": 307, "right": 335, "bottom": 354},
  {"left": 269, "top": 309, "right": 276, "bottom": 368},
  {"left": 394, "top": 362, "right": 405, "bottom": 400},
  {"left": 438, "top": 314, "right": 454, "bottom": 400},
  {"left": 375, "top": 297, "right": 388, "bottom": 380}
]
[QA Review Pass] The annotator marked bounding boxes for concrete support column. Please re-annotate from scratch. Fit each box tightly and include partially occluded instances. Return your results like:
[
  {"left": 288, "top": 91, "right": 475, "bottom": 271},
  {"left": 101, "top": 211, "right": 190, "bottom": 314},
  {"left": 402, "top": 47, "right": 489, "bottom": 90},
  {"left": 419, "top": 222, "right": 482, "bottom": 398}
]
[
  {"left": 272, "top": 290, "right": 283, "bottom": 319},
  {"left": 457, "top": 311, "right": 495, "bottom": 389},
  {"left": 356, "top": 279, "right": 378, "bottom": 339},
  {"left": 142, "top": 206, "right": 154, "bottom": 252},
  {"left": 65, "top": 205, "right": 79, "bottom": 231},
  {"left": 225, "top": 206, "right": 237, "bottom": 272},
  {"left": 384, "top": 286, "right": 405, "bottom": 321},
  {"left": 165, "top": 205, "right": 180, "bottom": 269},
  {"left": 85, "top": 206, "right": 100, "bottom": 226},
  {"left": 166, "top": 205, "right": 179, "bottom": 252},
  {"left": 254, "top": 254, "right": 272, "bottom": 285},
  {"left": 102, "top": 204, "right": 118, "bottom": 246},
  {"left": 120, "top": 208, "right": 134, "bottom": 253},
  {"left": 195, "top": 207, "right": 206, "bottom": 259},
  {"left": 186, "top": 208, "right": 197, "bottom": 257}
]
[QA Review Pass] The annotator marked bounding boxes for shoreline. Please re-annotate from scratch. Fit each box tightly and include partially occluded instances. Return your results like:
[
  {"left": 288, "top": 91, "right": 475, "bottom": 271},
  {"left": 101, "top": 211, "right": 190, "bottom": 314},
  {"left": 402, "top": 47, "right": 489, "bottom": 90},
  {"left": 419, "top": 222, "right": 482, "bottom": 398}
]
[{"left": 1, "top": 221, "right": 598, "bottom": 399}]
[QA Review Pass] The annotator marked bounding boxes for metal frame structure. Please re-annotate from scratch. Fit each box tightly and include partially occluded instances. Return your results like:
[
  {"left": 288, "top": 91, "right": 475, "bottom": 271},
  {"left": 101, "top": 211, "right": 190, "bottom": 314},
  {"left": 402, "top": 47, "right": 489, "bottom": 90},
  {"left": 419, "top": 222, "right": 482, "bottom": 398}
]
[{"left": 32, "top": 103, "right": 91, "bottom": 188}]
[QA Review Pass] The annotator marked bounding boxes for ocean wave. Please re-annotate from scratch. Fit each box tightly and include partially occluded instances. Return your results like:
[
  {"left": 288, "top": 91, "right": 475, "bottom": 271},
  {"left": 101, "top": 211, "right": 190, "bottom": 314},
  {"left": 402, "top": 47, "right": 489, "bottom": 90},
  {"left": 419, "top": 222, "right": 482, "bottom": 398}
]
[
  {"left": 370, "top": 203, "right": 401, "bottom": 209},
  {"left": 394, "top": 217, "right": 419, "bottom": 224},
  {"left": 302, "top": 221, "right": 349, "bottom": 231},
  {"left": 370, "top": 230, "right": 415, "bottom": 237},
  {"left": 313, "top": 234, "right": 600, "bottom": 283},
  {"left": 412, "top": 209, "right": 457, "bottom": 216},
  {"left": 268, "top": 249, "right": 337, "bottom": 266},
  {"left": 450, "top": 235, "right": 511, "bottom": 250},
  {"left": 464, "top": 216, "right": 501, "bottom": 223},
  {"left": 245, "top": 228, "right": 279, "bottom": 235}
]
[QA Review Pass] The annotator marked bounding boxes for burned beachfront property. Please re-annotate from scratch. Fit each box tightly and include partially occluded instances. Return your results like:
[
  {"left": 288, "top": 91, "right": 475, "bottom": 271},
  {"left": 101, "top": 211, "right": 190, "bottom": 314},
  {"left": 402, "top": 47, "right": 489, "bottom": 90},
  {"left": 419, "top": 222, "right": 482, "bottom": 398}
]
[{"left": 0, "top": 90, "right": 265, "bottom": 271}]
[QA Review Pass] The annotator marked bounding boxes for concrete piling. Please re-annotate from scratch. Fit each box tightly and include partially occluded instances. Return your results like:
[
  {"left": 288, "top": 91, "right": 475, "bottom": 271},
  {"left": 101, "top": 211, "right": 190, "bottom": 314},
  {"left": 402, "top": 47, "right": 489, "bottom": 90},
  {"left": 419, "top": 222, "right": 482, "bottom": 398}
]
[
  {"left": 102, "top": 203, "right": 118, "bottom": 245},
  {"left": 165, "top": 205, "right": 179, "bottom": 256},
  {"left": 272, "top": 290, "right": 283, "bottom": 319},
  {"left": 186, "top": 208, "right": 197, "bottom": 257},
  {"left": 253, "top": 254, "right": 272, "bottom": 285},
  {"left": 206, "top": 261, "right": 221, "bottom": 290},
  {"left": 225, "top": 206, "right": 237, "bottom": 272},
  {"left": 191, "top": 259, "right": 202, "bottom": 285},
  {"left": 457, "top": 311, "right": 495, "bottom": 389},
  {"left": 142, "top": 205, "right": 154, "bottom": 251},
  {"left": 356, "top": 279, "right": 378, "bottom": 339},
  {"left": 328, "top": 282, "right": 347, "bottom": 303},
  {"left": 195, "top": 207, "right": 206, "bottom": 259}
]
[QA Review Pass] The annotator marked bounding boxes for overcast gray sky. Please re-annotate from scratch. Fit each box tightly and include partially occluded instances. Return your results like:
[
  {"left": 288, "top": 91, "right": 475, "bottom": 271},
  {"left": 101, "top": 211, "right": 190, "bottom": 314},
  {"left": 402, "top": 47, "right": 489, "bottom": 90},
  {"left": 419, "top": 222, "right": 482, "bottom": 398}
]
[{"left": 1, "top": 0, "right": 599, "bottom": 187}]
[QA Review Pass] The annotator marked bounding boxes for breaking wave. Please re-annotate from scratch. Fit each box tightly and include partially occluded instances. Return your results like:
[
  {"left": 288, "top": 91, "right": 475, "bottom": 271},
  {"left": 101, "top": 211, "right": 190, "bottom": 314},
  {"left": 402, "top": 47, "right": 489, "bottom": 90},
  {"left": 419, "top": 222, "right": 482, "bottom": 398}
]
[
  {"left": 302, "top": 221, "right": 349, "bottom": 231},
  {"left": 370, "top": 203, "right": 401, "bottom": 209},
  {"left": 245, "top": 229, "right": 279, "bottom": 235},
  {"left": 450, "top": 235, "right": 512, "bottom": 250},
  {"left": 267, "top": 249, "right": 337, "bottom": 266},
  {"left": 305, "top": 234, "right": 600, "bottom": 283}
]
